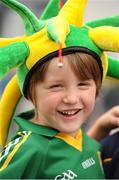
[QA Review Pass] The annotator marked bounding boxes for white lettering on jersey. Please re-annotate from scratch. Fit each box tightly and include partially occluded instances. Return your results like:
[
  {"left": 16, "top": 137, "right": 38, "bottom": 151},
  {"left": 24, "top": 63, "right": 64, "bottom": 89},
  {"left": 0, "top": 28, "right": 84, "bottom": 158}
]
[
  {"left": 82, "top": 157, "right": 95, "bottom": 169},
  {"left": 55, "top": 169, "right": 77, "bottom": 180}
]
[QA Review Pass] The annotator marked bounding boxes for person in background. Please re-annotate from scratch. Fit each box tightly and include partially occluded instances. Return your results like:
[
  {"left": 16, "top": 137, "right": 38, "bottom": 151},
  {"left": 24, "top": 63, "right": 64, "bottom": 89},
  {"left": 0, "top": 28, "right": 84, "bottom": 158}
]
[{"left": 88, "top": 106, "right": 119, "bottom": 179}]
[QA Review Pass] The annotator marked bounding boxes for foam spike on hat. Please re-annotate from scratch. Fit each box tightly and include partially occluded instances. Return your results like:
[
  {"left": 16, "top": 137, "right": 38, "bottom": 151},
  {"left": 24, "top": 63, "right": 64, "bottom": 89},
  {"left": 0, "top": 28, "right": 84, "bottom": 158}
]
[
  {"left": 1, "top": 0, "right": 119, "bottom": 147},
  {"left": 89, "top": 26, "right": 119, "bottom": 52},
  {"left": 107, "top": 56, "right": 119, "bottom": 78},
  {"left": 59, "top": 0, "right": 87, "bottom": 27},
  {"left": 1, "top": 0, "right": 45, "bottom": 35},
  {"left": 40, "top": 0, "right": 60, "bottom": 20},
  {"left": 86, "top": 15, "right": 119, "bottom": 28}
]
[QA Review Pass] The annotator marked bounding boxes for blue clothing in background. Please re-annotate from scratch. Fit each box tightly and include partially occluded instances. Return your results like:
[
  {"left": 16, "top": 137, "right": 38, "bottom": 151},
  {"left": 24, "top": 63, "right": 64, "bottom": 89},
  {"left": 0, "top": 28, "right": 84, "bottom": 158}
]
[{"left": 101, "top": 131, "right": 119, "bottom": 179}]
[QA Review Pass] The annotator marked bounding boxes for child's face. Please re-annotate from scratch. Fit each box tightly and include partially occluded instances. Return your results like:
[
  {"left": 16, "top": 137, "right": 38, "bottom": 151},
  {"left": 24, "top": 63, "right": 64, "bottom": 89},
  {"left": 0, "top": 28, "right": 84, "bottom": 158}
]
[{"left": 34, "top": 56, "right": 96, "bottom": 137}]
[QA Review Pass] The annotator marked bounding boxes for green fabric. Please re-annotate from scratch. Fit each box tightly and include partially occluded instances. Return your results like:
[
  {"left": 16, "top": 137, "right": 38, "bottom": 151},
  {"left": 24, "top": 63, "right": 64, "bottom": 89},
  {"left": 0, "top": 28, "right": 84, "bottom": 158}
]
[
  {"left": 40, "top": 0, "right": 60, "bottom": 20},
  {"left": 0, "top": 42, "right": 29, "bottom": 79},
  {"left": 107, "top": 56, "right": 119, "bottom": 78},
  {"left": 47, "top": 18, "right": 60, "bottom": 43},
  {"left": 1, "top": 0, "right": 45, "bottom": 35},
  {"left": 0, "top": 113, "right": 105, "bottom": 179},
  {"left": 86, "top": 15, "right": 119, "bottom": 28},
  {"left": 66, "top": 26, "right": 102, "bottom": 57},
  {"left": 15, "top": 117, "right": 58, "bottom": 137},
  {"left": 17, "top": 64, "right": 29, "bottom": 93}
]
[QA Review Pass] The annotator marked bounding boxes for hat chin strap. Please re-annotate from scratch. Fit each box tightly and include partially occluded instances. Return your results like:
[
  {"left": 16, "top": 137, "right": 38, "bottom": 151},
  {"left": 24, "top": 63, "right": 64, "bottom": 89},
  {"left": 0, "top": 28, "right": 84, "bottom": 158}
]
[{"left": 0, "top": 75, "right": 22, "bottom": 147}]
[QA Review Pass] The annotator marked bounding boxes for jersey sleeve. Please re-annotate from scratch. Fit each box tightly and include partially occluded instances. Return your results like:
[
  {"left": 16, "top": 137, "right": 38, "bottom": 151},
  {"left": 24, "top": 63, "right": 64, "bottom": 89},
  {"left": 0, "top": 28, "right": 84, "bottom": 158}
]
[
  {"left": 0, "top": 131, "right": 32, "bottom": 178},
  {"left": 0, "top": 130, "right": 44, "bottom": 179}
]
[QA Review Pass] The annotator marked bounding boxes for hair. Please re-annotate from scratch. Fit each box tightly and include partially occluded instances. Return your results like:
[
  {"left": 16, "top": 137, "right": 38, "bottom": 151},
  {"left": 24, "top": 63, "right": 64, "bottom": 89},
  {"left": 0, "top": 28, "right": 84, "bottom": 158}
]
[{"left": 27, "top": 52, "right": 101, "bottom": 105}]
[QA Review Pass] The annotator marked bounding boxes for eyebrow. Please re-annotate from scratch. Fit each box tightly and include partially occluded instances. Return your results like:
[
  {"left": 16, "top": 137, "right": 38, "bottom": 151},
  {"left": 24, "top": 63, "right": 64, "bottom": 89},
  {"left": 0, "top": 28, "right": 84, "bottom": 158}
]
[{"left": 47, "top": 79, "right": 64, "bottom": 83}]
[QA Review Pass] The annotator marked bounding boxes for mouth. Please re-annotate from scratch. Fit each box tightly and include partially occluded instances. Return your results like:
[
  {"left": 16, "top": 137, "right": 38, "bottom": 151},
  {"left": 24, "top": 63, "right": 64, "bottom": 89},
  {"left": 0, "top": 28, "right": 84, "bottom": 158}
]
[{"left": 58, "top": 109, "right": 81, "bottom": 117}]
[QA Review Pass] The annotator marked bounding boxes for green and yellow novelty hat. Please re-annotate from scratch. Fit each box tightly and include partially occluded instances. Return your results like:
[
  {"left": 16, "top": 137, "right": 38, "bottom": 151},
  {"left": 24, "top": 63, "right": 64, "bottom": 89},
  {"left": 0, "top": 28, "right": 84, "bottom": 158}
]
[{"left": 1, "top": 0, "right": 119, "bottom": 147}]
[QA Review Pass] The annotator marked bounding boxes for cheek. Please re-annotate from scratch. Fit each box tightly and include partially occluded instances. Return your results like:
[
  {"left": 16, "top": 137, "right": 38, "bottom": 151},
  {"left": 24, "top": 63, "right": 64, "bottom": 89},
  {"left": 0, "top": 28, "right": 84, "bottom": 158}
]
[
  {"left": 83, "top": 88, "right": 96, "bottom": 111},
  {"left": 37, "top": 93, "right": 62, "bottom": 111}
]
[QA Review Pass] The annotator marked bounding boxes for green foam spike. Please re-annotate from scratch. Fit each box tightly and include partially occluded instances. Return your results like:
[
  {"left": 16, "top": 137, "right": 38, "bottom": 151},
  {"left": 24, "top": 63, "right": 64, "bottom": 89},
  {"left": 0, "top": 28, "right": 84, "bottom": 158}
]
[
  {"left": 40, "top": 0, "right": 60, "bottom": 20},
  {"left": 86, "top": 15, "right": 119, "bottom": 28},
  {"left": 1, "top": 0, "right": 44, "bottom": 35},
  {"left": 107, "top": 56, "right": 119, "bottom": 79},
  {"left": 0, "top": 42, "right": 29, "bottom": 79}
]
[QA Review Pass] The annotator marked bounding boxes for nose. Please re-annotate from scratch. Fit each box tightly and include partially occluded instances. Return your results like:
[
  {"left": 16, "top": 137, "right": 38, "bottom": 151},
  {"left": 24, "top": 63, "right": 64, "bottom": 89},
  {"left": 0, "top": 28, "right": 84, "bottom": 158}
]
[{"left": 63, "top": 90, "right": 78, "bottom": 105}]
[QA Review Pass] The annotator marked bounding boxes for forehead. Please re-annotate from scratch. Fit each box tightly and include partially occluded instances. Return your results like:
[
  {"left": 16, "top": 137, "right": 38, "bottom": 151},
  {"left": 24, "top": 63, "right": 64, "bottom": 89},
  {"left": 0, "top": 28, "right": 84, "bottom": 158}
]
[
  {"left": 45, "top": 56, "right": 72, "bottom": 73},
  {"left": 38, "top": 52, "right": 100, "bottom": 83},
  {"left": 43, "top": 56, "right": 78, "bottom": 80}
]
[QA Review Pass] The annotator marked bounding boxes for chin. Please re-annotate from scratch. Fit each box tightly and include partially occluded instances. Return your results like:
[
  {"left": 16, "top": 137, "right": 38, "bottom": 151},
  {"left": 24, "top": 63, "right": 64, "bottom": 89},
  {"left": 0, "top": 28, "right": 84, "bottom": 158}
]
[{"left": 60, "top": 126, "right": 80, "bottom": 135}]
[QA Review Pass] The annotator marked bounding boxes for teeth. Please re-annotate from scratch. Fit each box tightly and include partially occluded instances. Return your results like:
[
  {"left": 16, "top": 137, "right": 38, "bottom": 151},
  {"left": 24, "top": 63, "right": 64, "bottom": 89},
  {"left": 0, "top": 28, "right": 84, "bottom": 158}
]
[{"left": 61, "top": 110, "right": 78, "bottom": 115}]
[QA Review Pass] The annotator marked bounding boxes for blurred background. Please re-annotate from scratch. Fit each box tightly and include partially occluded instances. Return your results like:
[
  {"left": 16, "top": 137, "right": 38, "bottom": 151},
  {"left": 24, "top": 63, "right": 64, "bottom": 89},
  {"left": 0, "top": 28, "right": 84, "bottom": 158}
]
[{"left": 0, "top": 0, "right": 119, "bottom": 149}]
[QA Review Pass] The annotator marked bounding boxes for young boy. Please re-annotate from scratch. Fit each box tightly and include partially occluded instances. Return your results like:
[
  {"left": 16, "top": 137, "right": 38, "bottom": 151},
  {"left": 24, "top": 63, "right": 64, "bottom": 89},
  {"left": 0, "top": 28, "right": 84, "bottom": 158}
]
[
  {"left": 0, "top": 53, "right": 104, "bottom": 179},
  {"left": 0, "top": 0, "right": 119, "bottom": 179}
]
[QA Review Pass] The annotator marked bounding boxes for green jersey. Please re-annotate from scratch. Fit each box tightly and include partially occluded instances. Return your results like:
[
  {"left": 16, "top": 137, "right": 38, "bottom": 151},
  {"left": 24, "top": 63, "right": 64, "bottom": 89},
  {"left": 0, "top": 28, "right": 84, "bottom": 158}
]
[{"left": 0, "top": 111, "right": 105, "bottom": 179}]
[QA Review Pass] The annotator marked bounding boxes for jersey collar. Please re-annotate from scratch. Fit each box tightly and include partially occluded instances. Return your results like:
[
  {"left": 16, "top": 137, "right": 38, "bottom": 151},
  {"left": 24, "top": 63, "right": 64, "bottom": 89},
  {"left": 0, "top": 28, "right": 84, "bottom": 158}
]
[{"left": 14, "top": 110, "right": 59, "bottom": 137}]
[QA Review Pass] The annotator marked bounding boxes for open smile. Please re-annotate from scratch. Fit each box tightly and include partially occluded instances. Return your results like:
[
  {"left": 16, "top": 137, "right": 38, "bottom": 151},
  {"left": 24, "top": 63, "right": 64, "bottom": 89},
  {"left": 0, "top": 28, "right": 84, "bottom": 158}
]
[{"left": 58, "top": 109, "right": 82, "bottom": 117}]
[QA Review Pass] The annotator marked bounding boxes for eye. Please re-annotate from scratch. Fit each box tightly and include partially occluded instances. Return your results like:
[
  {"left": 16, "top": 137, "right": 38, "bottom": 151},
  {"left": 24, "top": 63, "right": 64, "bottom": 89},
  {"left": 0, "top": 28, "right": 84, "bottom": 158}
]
[
  {"left": 49, "top": 84, "right": 64, "bottom": 91},
  {"left": 78, "top": 81, "right": 91, "bottom": 88},
  {"left": 49, "top": 84, "right": 62, "bottom": 88},
  {"left": 78, "top": 83, "right": 85, "bottom": 86},
  {"left": 78, "top": 82, "right": 89, "bottom": 86}
]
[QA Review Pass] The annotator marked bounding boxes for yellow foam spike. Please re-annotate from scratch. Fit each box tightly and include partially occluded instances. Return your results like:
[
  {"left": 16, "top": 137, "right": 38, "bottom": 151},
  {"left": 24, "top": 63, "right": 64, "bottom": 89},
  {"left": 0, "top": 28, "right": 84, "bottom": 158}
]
[
  {"left": 0, "top": 36, "right": 26, "bottom": 48},
  {"left": 89, "top": 26, "right": 119, "bottom": 52},
  {"left": 59, "top": 0, "right": 87, "bottom": 27},
  {"left": 0, "top": 75, "right": 21, "bottom": 147}
]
